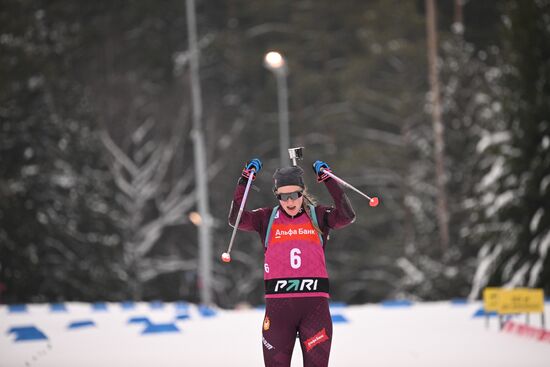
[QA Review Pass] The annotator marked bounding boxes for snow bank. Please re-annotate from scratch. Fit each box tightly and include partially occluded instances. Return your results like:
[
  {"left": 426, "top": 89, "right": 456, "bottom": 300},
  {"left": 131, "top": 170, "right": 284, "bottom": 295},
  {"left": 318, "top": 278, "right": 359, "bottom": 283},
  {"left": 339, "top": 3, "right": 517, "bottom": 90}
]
[{"left": 1, "top": 300, "right": 549, "bottom": 367}]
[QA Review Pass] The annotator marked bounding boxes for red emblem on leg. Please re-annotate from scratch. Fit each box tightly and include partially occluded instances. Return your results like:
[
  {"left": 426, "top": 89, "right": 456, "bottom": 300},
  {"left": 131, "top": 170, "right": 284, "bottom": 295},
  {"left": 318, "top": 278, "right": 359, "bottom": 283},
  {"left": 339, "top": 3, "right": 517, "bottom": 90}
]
[{"left": 304, "top": 328, "right": 329, "bottom": 352}]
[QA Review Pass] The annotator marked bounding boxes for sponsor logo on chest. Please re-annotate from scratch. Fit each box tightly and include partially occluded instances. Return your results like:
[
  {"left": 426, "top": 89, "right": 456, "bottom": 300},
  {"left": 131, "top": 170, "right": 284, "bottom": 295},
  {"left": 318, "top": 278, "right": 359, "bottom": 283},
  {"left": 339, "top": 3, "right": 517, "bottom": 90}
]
[
  {"left": 270, "top": 222, "right": 319, "bottom": 244},
  {"left": 274, "top": 227, "right": 317, "bottom": 237}
]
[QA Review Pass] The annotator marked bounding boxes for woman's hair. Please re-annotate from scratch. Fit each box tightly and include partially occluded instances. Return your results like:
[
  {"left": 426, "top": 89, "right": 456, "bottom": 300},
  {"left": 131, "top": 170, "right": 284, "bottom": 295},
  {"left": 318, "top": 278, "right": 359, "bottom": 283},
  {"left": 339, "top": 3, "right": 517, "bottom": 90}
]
[{"left": 301, "top": 189, "right": 323, "bottom": 236}]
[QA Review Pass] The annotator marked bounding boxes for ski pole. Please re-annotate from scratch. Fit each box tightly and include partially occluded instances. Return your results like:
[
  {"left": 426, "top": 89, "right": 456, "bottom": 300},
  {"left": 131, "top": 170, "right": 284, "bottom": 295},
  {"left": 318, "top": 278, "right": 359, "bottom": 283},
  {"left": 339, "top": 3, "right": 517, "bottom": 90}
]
[
  {"left": 320, "top": 168, "right": 379, "bottom": 207},
  {"left": 221, "top": 169, "right": 256, "bottom": 263}
]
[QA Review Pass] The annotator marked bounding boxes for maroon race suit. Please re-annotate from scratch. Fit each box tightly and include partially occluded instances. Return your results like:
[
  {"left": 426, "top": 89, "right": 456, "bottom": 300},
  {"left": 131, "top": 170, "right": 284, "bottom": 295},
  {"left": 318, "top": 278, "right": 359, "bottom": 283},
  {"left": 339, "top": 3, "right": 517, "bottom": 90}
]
[{"left": 228, "top": 177, "right": 355, "bottom": 367}]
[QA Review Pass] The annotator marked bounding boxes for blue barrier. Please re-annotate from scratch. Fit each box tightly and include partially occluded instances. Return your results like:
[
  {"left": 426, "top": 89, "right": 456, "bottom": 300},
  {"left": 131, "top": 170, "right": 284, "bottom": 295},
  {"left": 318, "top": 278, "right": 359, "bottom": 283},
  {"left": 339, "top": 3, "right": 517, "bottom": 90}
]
[
  {"left": 92, "top": 302, "right": 108, "bottom": 311},
  {"left": 198, "top": 305, "right": 217, "bottom": 317},
  {"left": 50, "top": 303, "right": 67, "bottom": 312},
  {"left": 175, "top": 301, "right": 190, "bottom": 311},
  {"left": 149, "top": 301, "right": 164, "bottom": 310},
  {"left": 381, "top": 300, "right": 413, "bottom": 308},
  {"left": 8, "top": 326, "right": 48, "bottom": 342},
  {"left": 472, "top": 307, "right": 498, "bottom": 318},
  {"left": 128, "top": 316, "right": 151, "bottom": 325},
  {"left": 329, "top": 302, "right": 347, "bottom": 309},
  {"left": 331, "top": 314, "right": 349, "bottom": 323},
  {"left": 121, "top": 301, "right": 135, "bottom": 310},
  {"left": 450, "top": 298, "right": 468, "bottom": 305},
  {"left": 68, "top": 320, "right": 96, "bottom": 329},
  {"left": 142, "top": 323, "right": 180, "bottom": 334},
  {"left": 8, "top": 304, "right": 28, "bottom": 313},
  {"left": 176, "top": 313, "right": 190, "bottom": 321}
]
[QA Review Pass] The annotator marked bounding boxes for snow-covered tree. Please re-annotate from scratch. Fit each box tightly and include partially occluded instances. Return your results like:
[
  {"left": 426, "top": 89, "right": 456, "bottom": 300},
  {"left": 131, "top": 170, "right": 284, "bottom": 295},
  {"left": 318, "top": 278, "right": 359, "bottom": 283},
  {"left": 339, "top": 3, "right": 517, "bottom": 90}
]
[
  {"left": 396, "top": 15, "right": 510, "bottom": 300},
  {"left": 100, "top": 121, "right": 198, "bottom": 299},
  {"left": 468, "top": 0, "right": 550, "bottom": 298},
  {"left": 0, "top": 4, "right": 125, "bottom": 302}
]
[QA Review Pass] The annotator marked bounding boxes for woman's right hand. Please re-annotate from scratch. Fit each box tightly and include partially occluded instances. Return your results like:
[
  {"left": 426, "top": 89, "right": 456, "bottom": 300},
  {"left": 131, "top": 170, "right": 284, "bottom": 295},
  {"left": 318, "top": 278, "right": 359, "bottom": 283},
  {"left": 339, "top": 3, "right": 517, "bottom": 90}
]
[
  {"left": 312, "top": 160, "right": 331, "bottom": 182},
  {"left": 242, "top": 158, "right": 262, "bottom": 180}
]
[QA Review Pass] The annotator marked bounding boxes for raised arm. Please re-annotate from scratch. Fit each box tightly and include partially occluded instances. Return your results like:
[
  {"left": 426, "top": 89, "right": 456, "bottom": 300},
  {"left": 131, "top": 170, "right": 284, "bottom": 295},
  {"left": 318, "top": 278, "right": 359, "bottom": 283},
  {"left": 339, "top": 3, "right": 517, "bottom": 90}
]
[
  {"left": 322, "top": 178, "right": 356, "bottom": 229},
  {"left": 227, "top": 158, "right": 266, "bottom": 232},
  {"left": 312, "top": 160, "right": 356, "bottom": 230}
]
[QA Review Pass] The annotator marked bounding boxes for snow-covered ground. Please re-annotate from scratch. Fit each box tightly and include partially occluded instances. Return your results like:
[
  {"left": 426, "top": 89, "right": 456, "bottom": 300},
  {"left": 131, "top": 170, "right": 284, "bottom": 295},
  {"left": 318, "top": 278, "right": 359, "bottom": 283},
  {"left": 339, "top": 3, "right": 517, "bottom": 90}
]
[{"left": 1, "top": 300, "right": 549, "bottom": 367}]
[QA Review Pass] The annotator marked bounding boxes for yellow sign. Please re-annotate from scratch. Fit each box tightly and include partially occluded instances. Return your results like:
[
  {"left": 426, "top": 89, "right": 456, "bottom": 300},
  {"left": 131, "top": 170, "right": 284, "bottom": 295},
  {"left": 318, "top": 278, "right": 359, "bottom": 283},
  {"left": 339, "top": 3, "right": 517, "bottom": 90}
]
[
  {"left": 497, "top": 288, "right": 544, "bottom": 314},
  {"left": 483, "top": 287, "right": 502, "bottom": 312}
]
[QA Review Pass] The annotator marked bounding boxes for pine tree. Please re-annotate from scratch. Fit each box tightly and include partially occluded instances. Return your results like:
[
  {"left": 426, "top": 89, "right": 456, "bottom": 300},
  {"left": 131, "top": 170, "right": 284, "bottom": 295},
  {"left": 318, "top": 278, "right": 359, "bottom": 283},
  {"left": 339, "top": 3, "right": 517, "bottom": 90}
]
[
  {"left": 0, "top": 1, "right": 125, "bottom": 302},
  {"left": 469, "top": 0, "right": 550, "bottom": 297}
]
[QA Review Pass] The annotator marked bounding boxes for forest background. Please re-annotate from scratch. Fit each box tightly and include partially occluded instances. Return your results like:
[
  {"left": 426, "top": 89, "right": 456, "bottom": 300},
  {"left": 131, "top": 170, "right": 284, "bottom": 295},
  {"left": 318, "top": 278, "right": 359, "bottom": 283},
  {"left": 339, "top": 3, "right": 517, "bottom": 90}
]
[{"left": 1, "top": 0, "right": 549, "bottom": 308}]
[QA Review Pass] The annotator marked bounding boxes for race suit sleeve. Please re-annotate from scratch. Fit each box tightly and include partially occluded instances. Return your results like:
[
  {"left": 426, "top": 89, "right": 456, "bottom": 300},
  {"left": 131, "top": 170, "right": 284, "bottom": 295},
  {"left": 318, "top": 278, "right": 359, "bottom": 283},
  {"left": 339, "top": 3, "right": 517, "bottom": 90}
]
[
  {"left": 227, "top": 180, "right": 270, "bottom": 233},
  {"left": 315, "top": 177, "right": 356, "bottom": 231}
]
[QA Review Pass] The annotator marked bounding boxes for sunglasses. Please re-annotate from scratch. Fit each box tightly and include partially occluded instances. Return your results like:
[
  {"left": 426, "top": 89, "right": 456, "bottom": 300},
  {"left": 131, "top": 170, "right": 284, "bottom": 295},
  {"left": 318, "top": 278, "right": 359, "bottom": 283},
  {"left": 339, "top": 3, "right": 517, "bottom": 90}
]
[{"left": 276, "top": 190, "right": 303, "bottom": 201}]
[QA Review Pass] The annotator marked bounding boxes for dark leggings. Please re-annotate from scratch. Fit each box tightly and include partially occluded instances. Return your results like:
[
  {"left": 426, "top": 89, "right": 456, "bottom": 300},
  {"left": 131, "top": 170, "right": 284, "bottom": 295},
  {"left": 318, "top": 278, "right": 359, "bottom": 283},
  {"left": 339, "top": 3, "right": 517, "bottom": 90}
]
[{"left": 262, "top": 297, "right": 332, "bottom": 367}]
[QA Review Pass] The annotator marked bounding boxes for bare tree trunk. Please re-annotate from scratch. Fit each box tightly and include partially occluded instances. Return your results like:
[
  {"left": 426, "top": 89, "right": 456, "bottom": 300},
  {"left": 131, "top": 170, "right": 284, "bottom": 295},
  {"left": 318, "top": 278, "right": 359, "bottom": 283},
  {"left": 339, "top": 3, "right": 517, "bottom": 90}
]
[
  {"left": 401, "top": 117, "right": 416, "bottom": 254},
  {"left": 425, "top": 0, "right": 450, "bottom": 254},
  {"left": 453, "top": 0, "right": 465, "bottom": 35},
  {"left": 186, "top": 0, "right": 213, "bottom": 306},
  {"left": 454, "top": 0, "right": 463, "bottom": 26}
]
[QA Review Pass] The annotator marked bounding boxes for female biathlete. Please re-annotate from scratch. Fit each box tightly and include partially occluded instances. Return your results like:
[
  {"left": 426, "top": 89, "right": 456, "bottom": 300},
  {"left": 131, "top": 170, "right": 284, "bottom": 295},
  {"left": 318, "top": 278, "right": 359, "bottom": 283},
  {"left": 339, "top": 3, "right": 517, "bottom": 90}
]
[{"left": 228, "top": 158, "right": 356, "bottom": 367}]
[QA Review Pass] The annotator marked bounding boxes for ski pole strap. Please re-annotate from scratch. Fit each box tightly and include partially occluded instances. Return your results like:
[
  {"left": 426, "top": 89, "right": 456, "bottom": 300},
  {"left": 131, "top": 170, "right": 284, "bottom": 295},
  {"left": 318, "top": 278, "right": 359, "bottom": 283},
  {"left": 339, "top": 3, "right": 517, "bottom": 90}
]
[
  {"left": 265, "top": 277, "right": 329, "bottom": 295},
  {"left": 242, "top": 168, "right": 257, "bottom": 181},
  {"left": 317, "top": 168, "right": 332, "bottom": 182}
]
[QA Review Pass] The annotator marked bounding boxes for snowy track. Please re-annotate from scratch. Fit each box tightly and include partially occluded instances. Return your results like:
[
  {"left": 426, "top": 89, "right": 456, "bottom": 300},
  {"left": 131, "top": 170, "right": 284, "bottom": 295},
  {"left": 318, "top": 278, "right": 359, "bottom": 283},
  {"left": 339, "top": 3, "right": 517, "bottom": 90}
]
[{"left": 1, "top": 301, "right": 549, "bottom": 367}]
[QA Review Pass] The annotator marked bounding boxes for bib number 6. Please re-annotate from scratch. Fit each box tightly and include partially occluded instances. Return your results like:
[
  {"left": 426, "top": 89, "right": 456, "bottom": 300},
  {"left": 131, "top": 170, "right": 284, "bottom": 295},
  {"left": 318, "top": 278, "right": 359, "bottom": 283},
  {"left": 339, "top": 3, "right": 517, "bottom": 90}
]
[{"left": 290, "top": 248, "right": 302, "bottom": 269}]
